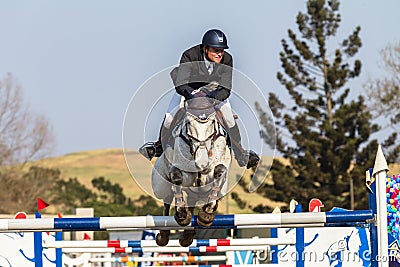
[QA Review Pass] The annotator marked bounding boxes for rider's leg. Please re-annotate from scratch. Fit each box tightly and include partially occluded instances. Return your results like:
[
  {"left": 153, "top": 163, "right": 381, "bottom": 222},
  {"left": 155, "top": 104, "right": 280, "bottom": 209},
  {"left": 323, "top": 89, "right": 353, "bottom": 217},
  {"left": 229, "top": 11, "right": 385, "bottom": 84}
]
[
  {"left": 139, "top": 93, "right": 184, "bottom": 160},
  {"left": 139, "top": 119, "right": 166, "bottom": 160},
  {"left": 217, "top": 100, "right": 260, "bottom": 169}
]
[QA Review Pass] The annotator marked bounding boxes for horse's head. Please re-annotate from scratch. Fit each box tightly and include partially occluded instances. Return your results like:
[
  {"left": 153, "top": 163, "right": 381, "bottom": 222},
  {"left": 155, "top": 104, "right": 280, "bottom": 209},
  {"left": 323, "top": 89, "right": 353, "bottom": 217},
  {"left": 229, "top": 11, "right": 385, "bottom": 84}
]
[{"left": 182, "top": 97, "right": 221, "bottom": 170}]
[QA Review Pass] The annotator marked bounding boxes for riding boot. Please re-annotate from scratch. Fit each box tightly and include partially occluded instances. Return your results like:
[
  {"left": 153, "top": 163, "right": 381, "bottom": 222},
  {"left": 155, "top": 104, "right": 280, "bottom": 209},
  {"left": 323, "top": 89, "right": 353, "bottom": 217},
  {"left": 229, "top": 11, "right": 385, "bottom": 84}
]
[
  {"left": 139, "top": 121, "right": 168, "bottom": 161},
  {"left": 228, "top": 124, "right": 260, "bottom": 169}
]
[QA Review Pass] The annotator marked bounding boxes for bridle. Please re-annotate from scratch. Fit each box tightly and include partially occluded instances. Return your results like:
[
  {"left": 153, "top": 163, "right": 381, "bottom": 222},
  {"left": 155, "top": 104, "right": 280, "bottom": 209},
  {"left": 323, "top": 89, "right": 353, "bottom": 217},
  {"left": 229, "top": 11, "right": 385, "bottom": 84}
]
[{"left": 178, "top": 115, "right": 225, "bottom": 158}]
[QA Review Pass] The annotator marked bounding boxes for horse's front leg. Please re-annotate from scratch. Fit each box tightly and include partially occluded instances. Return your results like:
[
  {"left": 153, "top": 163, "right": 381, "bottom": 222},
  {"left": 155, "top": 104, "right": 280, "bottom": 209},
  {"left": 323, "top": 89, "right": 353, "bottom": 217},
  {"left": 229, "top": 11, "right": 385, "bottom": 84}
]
[
  {"left": 170, "top": 166, "right": 192, "bottom": 226},
  {"left": 197, "top": 164, "right": 227, "bottom": 227},
  {"left": 156, "top": 200, "right": 172, "bottom": 246},
  {"left": 179, "top": 206, "right": 196, "bottom": 247}
]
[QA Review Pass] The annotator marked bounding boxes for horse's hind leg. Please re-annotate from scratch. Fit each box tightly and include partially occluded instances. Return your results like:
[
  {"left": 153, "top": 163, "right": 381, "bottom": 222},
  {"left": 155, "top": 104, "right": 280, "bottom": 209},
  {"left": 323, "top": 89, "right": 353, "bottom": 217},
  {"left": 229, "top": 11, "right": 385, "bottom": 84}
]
[
  {"left": 170, "top": 166, "right": 192, "bottom": 226},
  {"left": 156, "top": 200, "right": 172, "bottom": 246},
  {"left": 197, "top": 164, "right": 227, "bottom": 227},
  {"left": 179, "top": 207, "right": 195, "bottom": 247}
]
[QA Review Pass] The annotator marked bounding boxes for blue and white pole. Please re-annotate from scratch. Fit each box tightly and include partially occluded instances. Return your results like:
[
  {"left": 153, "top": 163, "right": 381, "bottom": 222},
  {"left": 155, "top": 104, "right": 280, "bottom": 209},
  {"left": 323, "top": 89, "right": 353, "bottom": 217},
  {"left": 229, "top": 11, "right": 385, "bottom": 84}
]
[{"left": 0, "top": 211, "right": 374, "bottom": 232}]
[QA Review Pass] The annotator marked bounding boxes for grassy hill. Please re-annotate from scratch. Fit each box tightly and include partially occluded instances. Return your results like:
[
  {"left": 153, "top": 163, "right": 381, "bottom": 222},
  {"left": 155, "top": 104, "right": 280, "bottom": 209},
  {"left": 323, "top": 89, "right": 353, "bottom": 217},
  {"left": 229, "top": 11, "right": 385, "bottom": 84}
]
[
  {"left": 32, "top": 148, "right": 400, "bottom": 215},
  {"left": 34, "top": 148, "right": 286, "bottom": 214},
  {"left": 389, "top": 163, "right": 400, "bottom": 177}
]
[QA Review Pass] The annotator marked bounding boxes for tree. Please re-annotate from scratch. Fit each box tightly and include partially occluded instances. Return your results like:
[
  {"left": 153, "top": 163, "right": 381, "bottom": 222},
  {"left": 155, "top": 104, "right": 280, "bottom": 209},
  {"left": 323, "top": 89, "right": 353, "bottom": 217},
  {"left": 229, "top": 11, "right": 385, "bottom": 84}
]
[
  {"left": 364, "top": 42, "right": 400, "bottom": 127},
  {"left": 0, "top": 73, "right": 55, "bottom": 213},
  {"left": 257, "top": 0, "right": 399, "bottom": 211},
  {"left": 0, "top": 166, "right": 61, "bottom": 213},
  {"left": 88, "top": 177, "right": 162, "bottom": 216},
  {"left": 52, "top": 176, "right": 163, "bottom": 240},
  {"left": 52, "top": 177, "right": 97, "bottom": 213},
  {"left": 53, "top": 176, "right": 163, "bottom": 217},
  {"left": 0, "top": 73, "right": 54, "bottom": 166}
]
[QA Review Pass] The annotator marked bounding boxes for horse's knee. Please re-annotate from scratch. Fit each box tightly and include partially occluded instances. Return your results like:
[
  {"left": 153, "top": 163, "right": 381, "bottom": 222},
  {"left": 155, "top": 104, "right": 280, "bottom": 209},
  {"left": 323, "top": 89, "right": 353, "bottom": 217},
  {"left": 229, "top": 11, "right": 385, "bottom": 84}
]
[
  {"left": 209, "top": 164, "right": 227, "bottom": 199},
  {"left": 170, "top": 166, "right": 183, "bottom": 185},
  {"left": 214, "top": 164, "right": 227, "bottom": 179}
]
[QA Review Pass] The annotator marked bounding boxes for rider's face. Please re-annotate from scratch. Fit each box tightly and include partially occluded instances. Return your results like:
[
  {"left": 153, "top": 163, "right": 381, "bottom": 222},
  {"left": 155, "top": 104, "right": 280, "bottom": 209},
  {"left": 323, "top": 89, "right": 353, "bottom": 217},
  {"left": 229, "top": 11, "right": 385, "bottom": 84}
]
[{"left": 205, "top": 47, "right": 224, "bottom": 63}]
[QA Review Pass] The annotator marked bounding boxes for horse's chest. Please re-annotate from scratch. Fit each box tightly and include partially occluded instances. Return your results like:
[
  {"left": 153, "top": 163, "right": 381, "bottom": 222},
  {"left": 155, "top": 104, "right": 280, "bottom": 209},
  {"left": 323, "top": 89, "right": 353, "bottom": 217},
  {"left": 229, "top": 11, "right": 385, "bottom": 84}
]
[{"left": 181, "top": 172, "right": 212, "bottom": 187}]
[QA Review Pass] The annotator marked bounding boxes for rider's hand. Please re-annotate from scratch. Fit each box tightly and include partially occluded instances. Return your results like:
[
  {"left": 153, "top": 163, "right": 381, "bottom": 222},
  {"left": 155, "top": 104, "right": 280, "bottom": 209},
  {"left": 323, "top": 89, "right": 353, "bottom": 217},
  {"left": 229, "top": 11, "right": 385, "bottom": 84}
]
[
  {"left": 184, "top": 94, "right": 193, "bottom": 100},
  {"left": 183, "top": 88, "right": 195, "bottom": 100},
  {"left": 206, "top": 90, "right": 217, "bottom": 99},
  {"left": 208, "top": 81, "right": 219, "bottom": 90}
]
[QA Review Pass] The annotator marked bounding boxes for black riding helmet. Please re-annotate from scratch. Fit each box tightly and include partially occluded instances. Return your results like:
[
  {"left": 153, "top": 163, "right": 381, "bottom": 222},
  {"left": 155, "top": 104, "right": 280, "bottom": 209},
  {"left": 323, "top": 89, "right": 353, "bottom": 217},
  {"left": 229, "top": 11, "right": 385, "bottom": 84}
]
[{"left": 202, "top": 29, "right": 229, "bottom": 49}]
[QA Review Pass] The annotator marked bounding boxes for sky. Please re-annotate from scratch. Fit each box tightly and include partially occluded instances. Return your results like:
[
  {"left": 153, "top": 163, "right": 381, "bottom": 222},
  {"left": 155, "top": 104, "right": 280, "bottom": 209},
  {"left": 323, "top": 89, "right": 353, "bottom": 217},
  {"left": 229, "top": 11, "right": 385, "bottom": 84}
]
[{"left": 0, "top": 0, "right": 399, "bottom": 157}]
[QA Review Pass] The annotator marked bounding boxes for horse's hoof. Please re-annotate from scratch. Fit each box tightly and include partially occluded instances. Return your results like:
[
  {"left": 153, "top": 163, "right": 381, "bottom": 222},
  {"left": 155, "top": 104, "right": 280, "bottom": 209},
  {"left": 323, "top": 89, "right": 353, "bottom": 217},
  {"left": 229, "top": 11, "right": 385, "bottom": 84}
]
[
  {"left": 197, "top": 208, "right": 215, "bottom": 227},
  {"left": 156, "top": 230, "right": 170, "bottom": 246},
  {"left": 174, "top": 207, "right": 192, "bottom": 226},
  {"left": 179, "top": 229, "right": 195, "bottom": 247}
]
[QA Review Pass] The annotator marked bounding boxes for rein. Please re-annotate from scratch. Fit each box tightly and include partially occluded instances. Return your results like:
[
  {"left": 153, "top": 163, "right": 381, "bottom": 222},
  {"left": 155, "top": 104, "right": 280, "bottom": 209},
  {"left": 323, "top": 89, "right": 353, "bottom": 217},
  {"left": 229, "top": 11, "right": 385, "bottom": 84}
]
[{"left": 178, "top": 119, "right": 225, "bottom": 158}]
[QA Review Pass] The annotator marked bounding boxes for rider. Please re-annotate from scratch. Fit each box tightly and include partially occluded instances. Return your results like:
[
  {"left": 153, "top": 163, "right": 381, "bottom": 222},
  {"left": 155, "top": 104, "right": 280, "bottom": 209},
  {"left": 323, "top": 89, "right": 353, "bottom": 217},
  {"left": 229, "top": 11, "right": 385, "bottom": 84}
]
[{"left": 139, "top": 29, "right": 259, "bottom": 169}]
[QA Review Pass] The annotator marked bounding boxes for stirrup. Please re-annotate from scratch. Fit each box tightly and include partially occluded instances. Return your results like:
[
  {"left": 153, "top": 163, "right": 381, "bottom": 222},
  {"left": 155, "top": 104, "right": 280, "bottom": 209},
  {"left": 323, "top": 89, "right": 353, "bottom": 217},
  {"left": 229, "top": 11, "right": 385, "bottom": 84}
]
[{"left": 139, "top": 141, "right": 163, "bottom": 160}]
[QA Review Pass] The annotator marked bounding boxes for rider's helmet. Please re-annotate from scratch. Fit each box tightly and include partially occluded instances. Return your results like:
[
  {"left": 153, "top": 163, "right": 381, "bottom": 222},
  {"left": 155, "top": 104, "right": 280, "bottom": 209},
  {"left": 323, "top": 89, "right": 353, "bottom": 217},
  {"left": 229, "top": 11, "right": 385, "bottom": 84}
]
[{"left": 202, "top": 29, "right": 229, "bottom": 49}]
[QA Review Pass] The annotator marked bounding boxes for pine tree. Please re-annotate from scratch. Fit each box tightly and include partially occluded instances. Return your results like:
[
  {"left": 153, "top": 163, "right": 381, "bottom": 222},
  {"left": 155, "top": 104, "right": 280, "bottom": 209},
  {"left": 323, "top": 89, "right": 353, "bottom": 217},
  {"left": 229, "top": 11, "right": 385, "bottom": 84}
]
[{"left": 257, "top": 0, "right": 399, "bottom": 211}]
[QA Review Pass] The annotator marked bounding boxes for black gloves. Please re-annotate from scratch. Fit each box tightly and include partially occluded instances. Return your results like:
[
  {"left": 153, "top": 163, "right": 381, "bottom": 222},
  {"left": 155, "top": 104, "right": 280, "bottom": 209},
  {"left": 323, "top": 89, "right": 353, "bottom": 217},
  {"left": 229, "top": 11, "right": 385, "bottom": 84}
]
[{"left": 206, "top": 90, "right": 218, "bottom": 99}]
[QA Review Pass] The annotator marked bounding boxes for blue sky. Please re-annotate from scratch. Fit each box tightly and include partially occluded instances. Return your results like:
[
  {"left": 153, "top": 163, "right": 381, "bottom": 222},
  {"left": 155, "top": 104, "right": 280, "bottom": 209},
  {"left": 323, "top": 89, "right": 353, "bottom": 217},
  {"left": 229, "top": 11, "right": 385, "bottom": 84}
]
[{"left": 0, "top": 0, "right": 399, "bottom": 157}]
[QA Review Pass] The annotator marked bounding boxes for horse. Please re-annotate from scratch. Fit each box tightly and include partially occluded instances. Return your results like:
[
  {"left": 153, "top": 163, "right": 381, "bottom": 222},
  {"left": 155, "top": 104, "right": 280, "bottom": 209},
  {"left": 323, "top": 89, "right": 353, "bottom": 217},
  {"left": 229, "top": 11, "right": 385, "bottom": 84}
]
[{"left": 151, "top": 95, "right": 231, "bottom": 247}]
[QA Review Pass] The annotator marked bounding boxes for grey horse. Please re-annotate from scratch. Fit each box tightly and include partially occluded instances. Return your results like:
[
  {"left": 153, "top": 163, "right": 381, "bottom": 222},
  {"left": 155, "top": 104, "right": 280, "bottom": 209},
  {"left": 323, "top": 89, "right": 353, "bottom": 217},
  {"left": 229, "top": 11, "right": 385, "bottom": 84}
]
[{"left": 151, "top": 96, "right": 231, "bottom": 247}]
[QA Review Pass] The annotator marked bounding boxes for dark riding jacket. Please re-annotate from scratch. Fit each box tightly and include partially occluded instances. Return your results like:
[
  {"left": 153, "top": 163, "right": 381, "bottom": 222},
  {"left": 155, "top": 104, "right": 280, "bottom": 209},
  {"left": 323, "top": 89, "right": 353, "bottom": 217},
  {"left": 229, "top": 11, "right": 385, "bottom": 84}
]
[{"left": 170, "top": 44, "right": 233, "bottom": 102}]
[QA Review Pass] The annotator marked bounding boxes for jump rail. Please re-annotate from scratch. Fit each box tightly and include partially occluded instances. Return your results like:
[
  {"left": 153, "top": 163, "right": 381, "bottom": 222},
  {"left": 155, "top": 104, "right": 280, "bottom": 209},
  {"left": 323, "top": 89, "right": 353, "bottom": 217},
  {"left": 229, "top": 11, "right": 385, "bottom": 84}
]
[
  {"left": 87, "top": 255, "right": 228, "bottom": 263},
  {"left": 44, "top": 237, "right": 296, "bottom": 248},
  {"left": 131, "top": 265, "right": 287, "bottom": 267},
  {"left": 0, "top": 210, "right": 373, "bottom": 232},
  {"left": 61, "top": 245, "right": 269, "bottom": 253}
]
